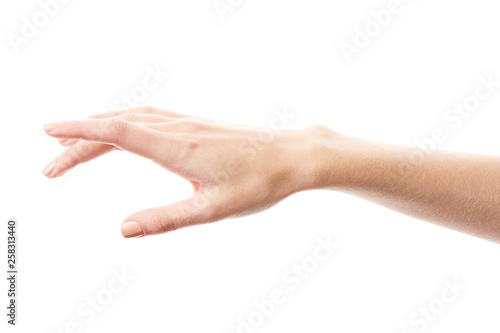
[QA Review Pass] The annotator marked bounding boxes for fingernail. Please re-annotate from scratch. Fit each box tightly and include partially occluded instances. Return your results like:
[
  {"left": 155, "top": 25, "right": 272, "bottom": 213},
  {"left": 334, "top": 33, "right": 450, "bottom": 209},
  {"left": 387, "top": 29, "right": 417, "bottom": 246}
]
[
  {"left": 121, "top": 221, "right": 144, "bottom": 238},
  {"left": 44, "top": 123, "right": 60, "bottom": 132},
  {"left": 42, "top": 161, "right": 56, "bottom": 177}
]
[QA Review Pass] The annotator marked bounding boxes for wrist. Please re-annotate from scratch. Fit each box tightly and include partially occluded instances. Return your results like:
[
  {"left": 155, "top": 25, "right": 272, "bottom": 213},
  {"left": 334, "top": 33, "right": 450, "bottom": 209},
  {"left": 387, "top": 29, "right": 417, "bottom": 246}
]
[{"left": 291, "top": 125, "right": 377, "bottom": 192}]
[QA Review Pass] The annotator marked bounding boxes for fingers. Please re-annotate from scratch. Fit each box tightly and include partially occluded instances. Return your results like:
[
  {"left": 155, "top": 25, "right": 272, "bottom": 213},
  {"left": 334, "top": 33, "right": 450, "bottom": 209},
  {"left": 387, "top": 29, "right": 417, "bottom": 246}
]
[
  {"left": 121, "top": 194, "right": 218, "bottom": 238},
  {"left": 90, "top": 106, "right": 187, "bottom": 119},
  {"left": 43, "top": 108, "right": 187, "bottom": 178},
  {"left": 43, "top": 118, "right": 173, "bottom": 161},
  {"left": 44, "top": 113, "right": 182, "bottom": 177},
  {"left": 108, "top": 112, "right": 179, "bottom": 123},
  {"left": 56, "top": 114, "right": 173, "bottom": 146},
  {"left": 58, "top": 139, "right": 79, "bottom": 147},
  {"left": 43, "top": 141, "right": 115, "bottom": 178}
]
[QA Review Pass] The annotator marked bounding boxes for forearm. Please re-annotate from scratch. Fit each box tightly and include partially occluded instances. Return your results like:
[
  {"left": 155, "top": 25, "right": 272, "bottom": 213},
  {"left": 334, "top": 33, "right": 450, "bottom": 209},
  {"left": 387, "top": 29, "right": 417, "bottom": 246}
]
[
  {"left": 41, "top": 107, "right": 500, "bottom": 240},
  {"left": 297, "top": 126, "right": 500, "bottom": 243}
]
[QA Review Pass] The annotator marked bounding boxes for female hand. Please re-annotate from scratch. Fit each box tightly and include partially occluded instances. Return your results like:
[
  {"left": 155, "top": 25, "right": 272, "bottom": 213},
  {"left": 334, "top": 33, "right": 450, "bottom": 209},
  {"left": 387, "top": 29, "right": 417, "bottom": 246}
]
[
  {"left": 44, "top": 106, "right": 500, "bottom": 243},
  {"left": 42, "top": 107, "right": 325, "bottom": 238}
]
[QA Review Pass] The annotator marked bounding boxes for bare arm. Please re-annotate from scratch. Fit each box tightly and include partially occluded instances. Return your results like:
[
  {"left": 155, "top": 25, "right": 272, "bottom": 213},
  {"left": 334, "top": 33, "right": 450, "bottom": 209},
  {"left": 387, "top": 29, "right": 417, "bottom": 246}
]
[
  {"left": 304, "top": 127, "right": 500, "bottom": 243},
  {"left": 42, "top": 107, "right": 500, "bottom": 243}
]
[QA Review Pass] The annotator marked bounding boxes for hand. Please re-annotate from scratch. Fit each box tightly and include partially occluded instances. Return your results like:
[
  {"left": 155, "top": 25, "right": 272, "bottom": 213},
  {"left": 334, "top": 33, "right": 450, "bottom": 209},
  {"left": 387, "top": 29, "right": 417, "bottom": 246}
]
[
  {"left": 42, "top": 107, "right": 325, "bottom": 238},
  {"left": 42, "top": 106, "right": 500, "bottom": 243}
]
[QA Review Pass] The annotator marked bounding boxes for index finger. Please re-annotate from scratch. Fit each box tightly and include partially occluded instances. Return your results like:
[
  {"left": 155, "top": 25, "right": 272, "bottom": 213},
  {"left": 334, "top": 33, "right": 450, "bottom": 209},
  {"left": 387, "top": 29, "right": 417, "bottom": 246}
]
[{"left": 43, "top": 118, "right": 177, "bottom": 161}]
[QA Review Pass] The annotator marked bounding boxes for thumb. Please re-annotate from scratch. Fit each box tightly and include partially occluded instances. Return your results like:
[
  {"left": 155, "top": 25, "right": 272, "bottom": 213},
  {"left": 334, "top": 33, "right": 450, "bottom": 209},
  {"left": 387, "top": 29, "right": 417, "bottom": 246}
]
[{"left": 120, "top": 195, "right": 217, "bottom": 238}]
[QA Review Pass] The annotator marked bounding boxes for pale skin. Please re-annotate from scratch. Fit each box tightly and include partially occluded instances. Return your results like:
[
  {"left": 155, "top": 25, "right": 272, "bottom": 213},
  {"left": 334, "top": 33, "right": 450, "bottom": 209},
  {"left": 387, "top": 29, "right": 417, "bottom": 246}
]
[{"left": 42, "top": 107, "right": 500, "bottom": 243}]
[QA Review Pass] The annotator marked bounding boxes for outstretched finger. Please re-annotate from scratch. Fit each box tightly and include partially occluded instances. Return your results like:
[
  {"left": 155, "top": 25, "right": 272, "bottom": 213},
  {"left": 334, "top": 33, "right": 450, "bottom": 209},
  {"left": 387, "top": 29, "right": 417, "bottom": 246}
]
[
  {"left": 55, "top": 113, "right": 177, "bottom": 148},
  {"left": 43, "top": 141, "right": 115, "bottom": 178},
  {"left": 121, "top": 194, "right": 220, "bottom": 238},
  {"left": 43, "top": 118, "right": 176, "bottom": 161}
]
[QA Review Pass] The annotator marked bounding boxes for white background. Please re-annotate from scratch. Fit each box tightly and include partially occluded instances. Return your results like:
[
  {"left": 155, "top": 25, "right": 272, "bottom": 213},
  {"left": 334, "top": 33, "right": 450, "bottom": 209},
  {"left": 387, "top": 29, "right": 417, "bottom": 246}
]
[{"left": 1, "top": 0, "right": 500, "bottom": 332}]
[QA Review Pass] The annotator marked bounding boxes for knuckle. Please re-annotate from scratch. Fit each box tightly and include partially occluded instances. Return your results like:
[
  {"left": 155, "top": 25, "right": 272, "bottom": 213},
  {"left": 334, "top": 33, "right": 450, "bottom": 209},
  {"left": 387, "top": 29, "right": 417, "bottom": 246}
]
[
  {"left": 179, "top": 118, "right": 204, "bottom": 131},
  {"left": 55, "top": 153, "right": 72, "bottom": 170},
  {"left": 153, "top": 209, "right": 177, "bottom": 233},
  {"left": 56, "top": 147, "right": 77, "bottom": 169},
  {"left": 71, "top": 119, "right": 83, "bottom": 133},
  {"left": 306, "top": 124, "right": 328, "bottom": 132},
  {"left": 119, "top": 113, "right": 139, "bottom": 122},
  {"left": 140, "top": 105, "right": 157, "bottom": 114},
  {"left": 305, "top": 124, "right": 335, "bottom": 137},
  {"left": 109, "top": 118, "right": 128, "bottom": 139},
  {"left": 58, "top": 143, "right": 91, "bottom": 168}
]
